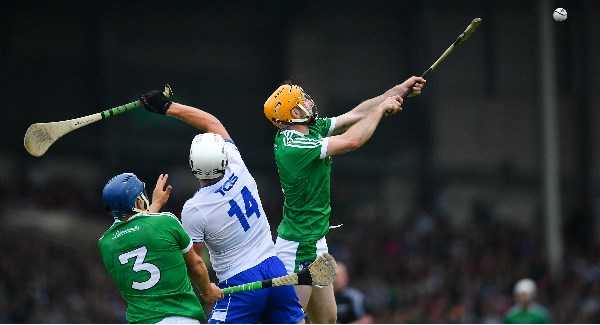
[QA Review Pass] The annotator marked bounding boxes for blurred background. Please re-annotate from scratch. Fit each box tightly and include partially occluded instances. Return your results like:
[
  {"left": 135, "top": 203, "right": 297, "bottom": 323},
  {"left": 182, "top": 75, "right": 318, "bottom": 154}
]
[{"left": 2, "top": 0, "right": 600, "bottom": 323}]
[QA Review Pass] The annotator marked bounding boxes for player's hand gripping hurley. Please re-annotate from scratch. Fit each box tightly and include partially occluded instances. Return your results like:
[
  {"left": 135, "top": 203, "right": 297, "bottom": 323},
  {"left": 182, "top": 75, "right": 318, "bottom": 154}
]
[
  {"left": 221, "top": 253, "right": 337, "bottom": 295},
  {"left": 405, "top": 17, "right": 482, "bottom": 98},
  {"left": 24, "top": 85, "right": 173, "bottom": 157}
]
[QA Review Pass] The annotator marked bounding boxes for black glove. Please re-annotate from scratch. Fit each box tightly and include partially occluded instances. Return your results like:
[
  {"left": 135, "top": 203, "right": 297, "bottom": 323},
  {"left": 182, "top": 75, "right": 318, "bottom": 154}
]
[{"left": 140, "top": 90, "right": 172, "bottom": 114}]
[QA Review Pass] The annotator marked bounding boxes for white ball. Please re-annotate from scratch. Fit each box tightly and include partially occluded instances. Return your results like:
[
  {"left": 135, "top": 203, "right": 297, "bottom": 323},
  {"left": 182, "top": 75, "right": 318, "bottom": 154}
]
[{"left": 553, "top": 8, "right": 567, "bottom": 22}]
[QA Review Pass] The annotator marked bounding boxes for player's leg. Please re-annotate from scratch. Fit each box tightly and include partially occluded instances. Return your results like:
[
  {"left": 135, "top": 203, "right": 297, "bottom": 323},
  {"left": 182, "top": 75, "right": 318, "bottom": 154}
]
[
  {"left": 303, "top": 237, "right": 337, "bottom": 323},
  {"left": 305, "top": 284, "right": 337, "bottom": 323},
  {"left": 276, "top": 236, "right": 336, "bottom": 323},
  {"left": 294, "top": 285, "right": 312, "bottom": 309},
  {"left": 275, "top": 236, "right": 313, "bottom": 310}
]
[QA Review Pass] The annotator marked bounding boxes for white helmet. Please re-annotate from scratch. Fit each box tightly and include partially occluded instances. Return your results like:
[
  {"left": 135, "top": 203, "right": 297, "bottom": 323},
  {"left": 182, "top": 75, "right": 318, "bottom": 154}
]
[
  {"left": 514, "top": 278, "right": 536, "bottom": 297},
  {"left": 189, "top": 133, "right": 229, "bottom": 180}
]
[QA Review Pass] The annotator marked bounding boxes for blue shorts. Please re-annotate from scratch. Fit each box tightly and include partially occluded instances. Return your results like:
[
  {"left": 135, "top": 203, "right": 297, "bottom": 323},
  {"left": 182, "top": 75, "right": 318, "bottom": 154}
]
[{"left": 208, "top": 256, "right": 304, "bottom": 324}]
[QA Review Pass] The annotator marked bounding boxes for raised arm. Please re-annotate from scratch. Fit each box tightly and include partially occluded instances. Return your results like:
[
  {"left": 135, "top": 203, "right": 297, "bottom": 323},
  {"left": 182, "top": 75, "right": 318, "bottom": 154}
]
[
  {"left": 331, "top": 76, "right": 426, "bottom": 134},
  {"left": 166, "top": 103, "right": 231, "bottom": 140},
  {"left": 140, "top": 89, "right": 231, "bottom": 140},
  {"left": 326, "top": 95, "right": 403, "bottom": 156}
]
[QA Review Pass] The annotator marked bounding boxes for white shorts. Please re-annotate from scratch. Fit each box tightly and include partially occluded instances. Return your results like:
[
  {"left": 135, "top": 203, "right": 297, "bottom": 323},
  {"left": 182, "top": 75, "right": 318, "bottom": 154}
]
[
  {"left": 157, "top": 316, "right": 200, "bottom": 324},
  {"left": 275, "top": 236, "right": 329, "bottom": 274}
]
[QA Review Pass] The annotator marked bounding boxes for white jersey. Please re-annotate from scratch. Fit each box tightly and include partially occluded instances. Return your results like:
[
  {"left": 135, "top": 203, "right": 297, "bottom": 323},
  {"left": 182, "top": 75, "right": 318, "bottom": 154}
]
[{"left": 181, "top": 140, "right": 276, "bottom": 281}]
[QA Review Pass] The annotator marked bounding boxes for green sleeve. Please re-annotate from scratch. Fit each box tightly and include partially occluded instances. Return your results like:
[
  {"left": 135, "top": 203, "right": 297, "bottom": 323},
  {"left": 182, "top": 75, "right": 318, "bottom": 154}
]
[
  {"left": 313, "top": 118, "right": 334, "bottom": 137},
  {"left": 160, "top": 213, "right": 193, "bottom": 253}
]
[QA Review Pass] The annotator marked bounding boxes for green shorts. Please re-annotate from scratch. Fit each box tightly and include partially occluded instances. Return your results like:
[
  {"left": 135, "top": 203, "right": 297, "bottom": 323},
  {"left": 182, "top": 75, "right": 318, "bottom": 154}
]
[{"left": 275, "top": 236, "right": 329, "bottom": 274}]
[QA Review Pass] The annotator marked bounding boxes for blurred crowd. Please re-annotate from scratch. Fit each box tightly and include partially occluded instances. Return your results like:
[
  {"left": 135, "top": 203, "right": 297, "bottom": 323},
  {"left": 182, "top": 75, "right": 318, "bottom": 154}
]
[
  {"left": 0, "top": 228, "right": 125, "bottom": 323},
  {"left": 328, "top": 199, "right": 600, "bottom": 323},
  {"left": 2, "top": 176, "right": 600, "bottom": 323}
]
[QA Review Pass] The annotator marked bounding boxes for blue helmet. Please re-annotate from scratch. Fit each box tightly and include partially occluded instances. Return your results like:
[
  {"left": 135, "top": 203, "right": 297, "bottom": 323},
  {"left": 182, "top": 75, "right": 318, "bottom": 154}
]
[{"left": 102, "top": 173, "right": 148, "bottom": 219}]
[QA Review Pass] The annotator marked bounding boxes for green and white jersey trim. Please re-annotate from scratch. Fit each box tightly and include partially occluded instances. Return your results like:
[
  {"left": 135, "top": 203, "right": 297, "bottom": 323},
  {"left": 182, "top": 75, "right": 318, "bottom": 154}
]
[
  {"left": 112, "top": 211, "right": 179, "bottom": 224},
  {"left": 320, "top": 138, "right": 329, "bottom": 159},
  {"left": 101, "top": 212, "right": 192, "bottom": 254},
  {"left": 280, "top": 129, "right": 330, "bottom": 159},
  {"left": 281, "top": 130, "right": 320, "bottom": 147},
  {"left": 326, "top": 117, "right": 337, "bottom": 137},
  {"left": 181, "top": 240, "right": 193, "bottom": 254}
]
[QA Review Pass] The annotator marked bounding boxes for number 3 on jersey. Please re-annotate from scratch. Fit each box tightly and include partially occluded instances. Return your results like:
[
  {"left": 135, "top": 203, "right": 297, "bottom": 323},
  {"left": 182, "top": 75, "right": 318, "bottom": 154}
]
[
  {"left": 228, "top": 186, "right": 261, "bottom": 231},
  {"left": 118, "top": 246, "right": 160, "bottom": 290}
]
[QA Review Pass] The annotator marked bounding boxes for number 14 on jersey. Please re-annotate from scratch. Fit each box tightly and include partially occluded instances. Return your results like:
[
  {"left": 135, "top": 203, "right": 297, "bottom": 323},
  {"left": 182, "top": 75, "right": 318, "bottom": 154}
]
[{"left": 228, "top": 186, "right": 261, "bottom": 231}]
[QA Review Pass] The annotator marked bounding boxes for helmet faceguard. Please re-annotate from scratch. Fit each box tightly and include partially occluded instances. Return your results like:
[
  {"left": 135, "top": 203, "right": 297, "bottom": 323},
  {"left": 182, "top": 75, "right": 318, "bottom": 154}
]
[
  {"left": 132, "top": 191, "right": 150, "bottom": 215},
  {"left": 294, "top": 91, "right": 318, "bottom": 125}
]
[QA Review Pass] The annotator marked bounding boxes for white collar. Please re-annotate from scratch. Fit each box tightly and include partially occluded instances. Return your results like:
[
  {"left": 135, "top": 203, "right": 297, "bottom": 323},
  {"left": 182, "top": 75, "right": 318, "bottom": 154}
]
[
  {"left": 281, "top": 129, "right": 305, "bottom": 137},
  {"left": 114, "top": 212, "right": 144, "bottom": 224}
]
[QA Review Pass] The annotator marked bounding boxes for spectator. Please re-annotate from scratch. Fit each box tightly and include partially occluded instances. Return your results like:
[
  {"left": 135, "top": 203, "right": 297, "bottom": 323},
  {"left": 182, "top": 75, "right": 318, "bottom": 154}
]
[
  {"left": 334, "top": 261, "right": 373, "bottom": 324},
  {"left": 504, "top": 279, "right": 551, "bottom": 323}
]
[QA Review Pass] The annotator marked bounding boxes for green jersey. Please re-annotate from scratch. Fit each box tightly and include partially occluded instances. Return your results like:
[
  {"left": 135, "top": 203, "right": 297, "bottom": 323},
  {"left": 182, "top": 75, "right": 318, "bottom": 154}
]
[
  {"left": 98, "top": 212, "right": 204, "bottom": 323},
  {"left": 504, "top": 304, "right": 551, "bottom": 324},
  {"left": 274, "top": 117, "right": 335, "bottom": 242}
]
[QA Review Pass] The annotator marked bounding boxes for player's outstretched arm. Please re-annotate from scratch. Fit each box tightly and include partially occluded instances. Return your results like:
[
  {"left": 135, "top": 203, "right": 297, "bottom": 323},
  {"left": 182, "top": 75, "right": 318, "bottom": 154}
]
[
  {"left": 331, "top": 76, "right": 426, "bottom": 135},
  {"left": 184, "top": 243, "right": 223, "bottom": 304},
  {"left": 326, "top": 96, "right": 403, "bottom": 156},
  {"left": 140, "top": 89, "right": 231, "bottom": 140},
  {"left": 166, "top": 103, "right": 231, "bottom": 140}
]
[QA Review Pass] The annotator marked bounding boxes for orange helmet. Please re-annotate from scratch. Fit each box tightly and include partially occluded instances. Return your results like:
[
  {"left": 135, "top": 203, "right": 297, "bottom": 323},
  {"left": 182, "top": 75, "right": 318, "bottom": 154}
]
[{"left": 264, "top": 84, "right": 316, "bottom": 125}]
